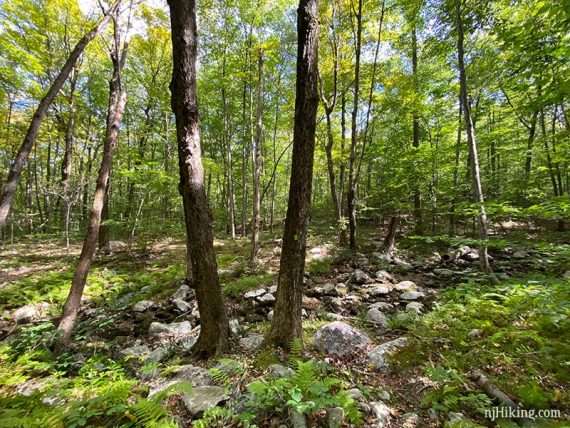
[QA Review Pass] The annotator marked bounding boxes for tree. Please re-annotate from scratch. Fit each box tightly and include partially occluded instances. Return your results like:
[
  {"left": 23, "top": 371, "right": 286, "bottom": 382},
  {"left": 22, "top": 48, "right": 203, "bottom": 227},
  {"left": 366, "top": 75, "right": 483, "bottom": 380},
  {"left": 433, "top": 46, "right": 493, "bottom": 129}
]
[
  {"left": 0, "top": 1, "right": 119, "bottom": 233},
  {"left": 455, "top": 0, "right": 495, "bottom": 279},
  {"left": 266, "top": 0, "right": 319, "bottom": 349},
  {"left": 57, "top": 7, "right": 129, "bottom": 345},
  {"left": 251, "top": 50, "right": 264, "bottom": 263},
  {"left": 167, "top": 0, "right": 229, "bottom": 358}
]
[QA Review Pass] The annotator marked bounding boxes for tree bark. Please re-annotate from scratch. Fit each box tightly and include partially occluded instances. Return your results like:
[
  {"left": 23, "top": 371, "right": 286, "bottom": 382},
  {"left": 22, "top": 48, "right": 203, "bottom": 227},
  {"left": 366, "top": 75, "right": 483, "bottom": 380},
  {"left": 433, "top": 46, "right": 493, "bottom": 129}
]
[
  {"left": 267, "top": 0, "right": 319, "bottom": 349},
  {"left": 456, "top": 0, "right": 495, "bottom": 279},
  {"left": 57, "top": 14, "right": 128, "bottom": 345},
  {"left": 167, "top": 0, "right": 229, "bottom": 358},
  {"left": 0, "top": 1, "right": 119, "bottom": 232},
  {"left": 347, "top": 0, "right": 363, "bottom": 250},
  {"left": 60, "top": 67, "right": 78, "bottom": 245},
  {"left": 411, "top": 22, "right": 422, "bottom": 234},
  {"left": 251, "top": 50, "right": 264, "bottom": 262}
]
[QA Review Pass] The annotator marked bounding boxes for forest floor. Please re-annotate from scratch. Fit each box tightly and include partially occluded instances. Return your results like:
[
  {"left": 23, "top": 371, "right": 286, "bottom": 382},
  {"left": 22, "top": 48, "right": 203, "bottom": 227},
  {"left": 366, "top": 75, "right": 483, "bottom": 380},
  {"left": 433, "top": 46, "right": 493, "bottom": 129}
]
[{"left": 0, "top": 224, "right": 569, "bottom": 427}]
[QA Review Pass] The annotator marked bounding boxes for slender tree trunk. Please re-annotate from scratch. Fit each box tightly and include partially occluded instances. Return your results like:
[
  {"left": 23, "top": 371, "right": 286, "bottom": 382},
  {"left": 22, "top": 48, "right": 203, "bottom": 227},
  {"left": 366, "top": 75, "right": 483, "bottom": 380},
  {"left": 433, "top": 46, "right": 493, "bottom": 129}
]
[
  {"left": 267, "top": 0, "right": 319, "bottom": 349},
  {"left": 347, "top": 0, "right": 362, "bottom": 250},
  {"left": 251, "top": 51, "right": 264, "bottom": 262},
  {"left": 523, "top": 111, "right": 538, "bottom": 196},
  {"left": 222, "top": 67, "right": 236, "bottom": 240},
  {"left": 57, "top": 15, "right": 128, "bottom": 345},
  {"left": 60, "top": 67, "right": 78, "bottom": 243},
  {"left": 411, "top": 22, "right": 422, "bottom": 234},
  {"left": 456, "top": 1, "right": 495, "bottom": 279},
  {"left": 241, "top": 81, "right": 249, "bottom": 237},
  {"left": 540, "top": 109, "right": 559, "bottom": 196},
  {"left": 98, "top": 182, "right": 110, "bottom": 254},
  {"left": 0, "top": 2, "right": 119, "bottom": 232},
  {"left": 167, "top": 0, "right": 229, "bottom": 358},
  {"left": 449, "top": 100, "right": 462, "bottom": 235}
]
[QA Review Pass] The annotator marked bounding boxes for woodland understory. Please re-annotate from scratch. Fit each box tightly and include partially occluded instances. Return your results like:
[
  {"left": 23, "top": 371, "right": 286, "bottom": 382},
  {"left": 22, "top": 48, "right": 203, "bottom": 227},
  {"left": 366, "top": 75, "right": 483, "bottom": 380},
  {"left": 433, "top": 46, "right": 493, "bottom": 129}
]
[{"left": 0, "top": 0, "right": 569, "bottom": 427}]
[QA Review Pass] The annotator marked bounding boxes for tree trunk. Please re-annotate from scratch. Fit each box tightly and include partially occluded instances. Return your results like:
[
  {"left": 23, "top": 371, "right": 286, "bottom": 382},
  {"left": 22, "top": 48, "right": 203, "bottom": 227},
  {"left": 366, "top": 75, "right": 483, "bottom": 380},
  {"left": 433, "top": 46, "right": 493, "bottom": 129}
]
[
  {"left": 411, "top": 22, "right": 422, "bottom": 234},
  {"left": 0, "top": 2, "right": 119, "bottom": 231},
  {"left": 251, "top": 50, "right": 264, "bottom": 262},
  {"left": 167, "top": 0, "right": 229, "bottom": 358},
  {"left": 456, "top": 1, "right": 495, "bottom": 279},
  {"left": 383, "top": 216, "right": 399, "bottom": 253},
  {"left": 449, "top": 99, "right": 462, "bottom": 235},
  {"left": 523, "top": 111, "right": 538, "bottom": 196},
  {"left": 98, "top": 182, "right": 110, "bottom": 254},
  {"left": 347, "top": 0, "right": 363, "bottom": 250},
  {"left": 60, "top": 67, "right": 78, "bottom": 244},
  {"left": 57, "top": 15, "right": 128, "bottom": 345},
  {"left": 267, "top": 0, "right": 319, "bottom": 349}
]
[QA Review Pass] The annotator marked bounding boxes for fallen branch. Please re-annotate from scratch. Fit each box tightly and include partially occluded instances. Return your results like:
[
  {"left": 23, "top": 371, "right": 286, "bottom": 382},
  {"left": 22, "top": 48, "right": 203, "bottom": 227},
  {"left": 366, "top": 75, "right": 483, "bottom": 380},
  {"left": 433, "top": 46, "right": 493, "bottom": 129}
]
[{"left": 470, "top": 370, "right": 533, "bottom": 426}]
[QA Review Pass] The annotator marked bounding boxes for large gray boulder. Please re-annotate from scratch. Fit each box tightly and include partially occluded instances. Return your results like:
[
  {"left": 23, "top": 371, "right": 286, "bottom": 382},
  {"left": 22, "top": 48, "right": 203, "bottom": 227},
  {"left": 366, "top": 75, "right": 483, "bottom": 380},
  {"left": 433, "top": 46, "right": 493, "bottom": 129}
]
[
  {"left": 182, "top": 386, "right": 227, "bottom": 414},
  {"left": 371, "top": 401, "right": 391, "bottom": 427},
  {"left": 394, "top": 281, "right": 417, "bottom": 292},
  {"left": 148, "top": 321, "right": 193, "bottom": 337},
  {"left": 368, "top": 337, "right": 408, "bottom": 371},
  {"left": 133, "top": 300, "right": 154, "bottom": 312},
  {"left": 366, "top": 308, "right": 389, "bottom": 329},
  {"left": 240, "top": 333, "right": 264, "bottom": 351},
  {"left": 313, "top": 321, "right": 371, "bottom": 356}
]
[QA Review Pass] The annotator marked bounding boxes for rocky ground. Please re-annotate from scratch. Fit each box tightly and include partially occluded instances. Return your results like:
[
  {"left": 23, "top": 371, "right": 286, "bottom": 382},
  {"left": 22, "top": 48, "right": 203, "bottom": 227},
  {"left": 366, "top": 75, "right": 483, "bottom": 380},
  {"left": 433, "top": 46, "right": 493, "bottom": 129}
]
[{"left": 1, "top": 232, "right": 568, "bottom": 427}]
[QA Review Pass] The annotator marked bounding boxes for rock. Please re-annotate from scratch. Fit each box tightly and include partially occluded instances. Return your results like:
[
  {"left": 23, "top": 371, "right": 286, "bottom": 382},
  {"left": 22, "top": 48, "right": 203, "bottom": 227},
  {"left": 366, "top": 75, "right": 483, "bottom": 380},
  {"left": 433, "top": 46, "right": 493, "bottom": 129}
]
[
  {"left": 268, "top": 364, "right": 294, "bottom": 378},
  {"left": 148, "top": 321, "right": 193, "bottom": 337},
  {"left": 259, "top": 293, "right": 275, "bottom": 304},
  {"left": 444, "top": 412, "right": 478, "bottom": 427},
  {"left": 366, "top": 308, "right": 389, "bottom": 329},
  {"left": 269, "top": 285, "right": 278, "bottom": 294},
  {"left": 350, "top": 269, "right": 369, "bottom": 285},
  {"left": 240, "top": 333, "right": 264, "bottom": 351},
  {"left": 313, "top": 321, "right": 371, "bottom": 357},
  {"left": 369, "top": 302, "right": 394, "bottom": 312},
  {"left": 191, "top": 307, "right": 200, "bottom": 318},
  {"left": 309, "top": 247, "right": 322, "bottom": 255},
  {"left": 369, "top": 284, "right": 391, "bottom": 296},
  {"left": 326, "top": 407, "right": 345, "bottom": 428},
  {"left": 374, "top": 270, "right": 393, "bottom": 282},
  {"left": 323, "top": 296, "right": 343, "bottom": 312},
  {"left": 172, "top": 284, "right": 191, "bottom": 300},
  {"left": 244, "top": 288, "right": 267, "bottom": 299},
  {"left": 133, "top": 300, "right": 154, "bottom": 312},
  {"left": 322, "top": 283, "right": 338, "bottom": 296},
  {"left": 229, "top": 319, "right": 240, "bottom": 335},
  {"left": 149, "top": 365, "right": 212, "bottom": 396},
  {"left": 302, "top": 296, "right": 321, "bottom": 310},
  {"left": 172, "top": 298, "right": 191, "bottom": 312},
  {"left": 13, "top": 304, "right": 40, "bottom": 323},
  {"left": 512, "top": 251, "right": 527, "bottom": 259},
  {"left": 464, "top": 251, "right": 479, "bottom": 262},
  {"left": 370, "top": 401, "right": 391, "bottom": 427},
  {"left": 267, "top": 310, "right": 274, "bottom": 321},
  {"left": 394, "top": 281, "right": 417, "bottom": 292},
  {"left": 377, "top": 389, "right": 390, "bottom": 402},
  {"left": 178, "top": 335, "right": 198, "bottom": 352},
  {"left": 434, "top": 268, "right": 455, "bottom": 276},
  {"left": 564, "top": 271, "right": 570, "bottom": 279},
  {"left": 468, "top": 328, "right": 483, "bottom": 338},
  {"left": 401, "top": 412, "right": 420, "bottom": 428},
  {"left": 394, "top": 260, "right": 413, "bottom": 272},
  {"left": 325, "top": 312, "right": 344, "bottom": 321},
  {"left": 400, "top": 291, "right": 425, "bottom": 300},
  {"left": 346, "top": 388, "right": 364, "bottom": 401},
  {"left": 147, "top": 346, "right": 171, "bottom": 363},
  {"left": 182, "top": 386, "right": 227, "bottom": 415},
  {"left": 118, "top": 344, "right": 151, "bottom": 359},
  {"left": 118, "top": 344, "right": 169, "bottom": 363},
  {"left": 405, "top": 302, "right": 423, "bottom": 314},
  {"left": 370, "top": 252, "right": 383, "bottom": 259},
  {"left": 368, "top": 337, "right": 408, "bottom": 371},
  {"left": 289, "top": 408, "right": 307, "bottom": 428}
]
